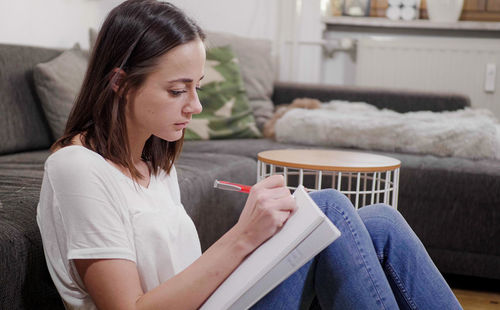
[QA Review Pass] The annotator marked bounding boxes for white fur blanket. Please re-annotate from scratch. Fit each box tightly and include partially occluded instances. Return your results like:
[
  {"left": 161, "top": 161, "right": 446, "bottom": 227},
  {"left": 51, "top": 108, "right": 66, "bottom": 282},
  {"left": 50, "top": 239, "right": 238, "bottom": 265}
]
[{"left": 274, "top": 101, "right": 500, "bottom": 160}]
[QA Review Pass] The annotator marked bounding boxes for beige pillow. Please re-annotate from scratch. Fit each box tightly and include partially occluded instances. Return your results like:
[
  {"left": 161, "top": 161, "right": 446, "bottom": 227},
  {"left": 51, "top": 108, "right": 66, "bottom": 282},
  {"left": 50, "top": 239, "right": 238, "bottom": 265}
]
[
  {"left": 205, "top": 32, "right": 276, "bottom": 131},
  {"left": 34, "top": 44, "right": 88, "bottom": 139}
]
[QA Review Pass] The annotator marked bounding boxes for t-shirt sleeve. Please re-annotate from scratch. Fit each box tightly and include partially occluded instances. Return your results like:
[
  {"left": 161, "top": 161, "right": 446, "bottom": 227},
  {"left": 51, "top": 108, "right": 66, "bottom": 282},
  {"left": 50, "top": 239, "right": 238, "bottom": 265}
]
[{"left": 45, "top": 151, "right": 136, "bottom": 262}]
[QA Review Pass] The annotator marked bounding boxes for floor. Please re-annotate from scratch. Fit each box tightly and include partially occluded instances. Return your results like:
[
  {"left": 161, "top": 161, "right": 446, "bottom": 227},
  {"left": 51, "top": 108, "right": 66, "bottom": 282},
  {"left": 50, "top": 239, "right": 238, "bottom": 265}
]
[
  {"left": 446, "top": 275, "right": 500, "bottom": 310},
  {"left": 453, "top": 289, "right": 500, "bottom": 310}
]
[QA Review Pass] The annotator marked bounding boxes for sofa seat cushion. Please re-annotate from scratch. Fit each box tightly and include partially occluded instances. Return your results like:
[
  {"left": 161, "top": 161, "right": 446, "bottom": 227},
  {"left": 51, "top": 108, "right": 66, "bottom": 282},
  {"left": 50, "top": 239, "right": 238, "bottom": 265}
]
[
  {"left": 183, "top": 139, "right": 307, "bottom": 160},
  {"left": 0, "top": 150, "right": 63, "bottom": 310},
  {"left": 184, "top": 138, "right": 500, "bottom": 176},
  {"left": 376, "top": 151, "right": 500, "bottom": 278}
]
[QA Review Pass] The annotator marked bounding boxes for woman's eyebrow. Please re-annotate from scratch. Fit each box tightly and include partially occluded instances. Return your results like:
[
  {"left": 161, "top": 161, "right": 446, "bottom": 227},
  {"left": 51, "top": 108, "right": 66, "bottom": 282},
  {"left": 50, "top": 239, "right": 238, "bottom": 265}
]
[
  {"left": 168, "top": 75, "right": 205, "bottom": 83},
  {"left": 168, "top": 78, "right": 193, "bottom": 83}
]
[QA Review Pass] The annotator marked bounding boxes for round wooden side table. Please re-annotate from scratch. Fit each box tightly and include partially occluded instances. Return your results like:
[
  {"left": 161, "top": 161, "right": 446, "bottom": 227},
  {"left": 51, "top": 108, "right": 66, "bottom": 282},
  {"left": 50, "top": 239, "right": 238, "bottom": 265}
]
[{"left": 257, "top": 149, "right": 402, "bottom": 209}]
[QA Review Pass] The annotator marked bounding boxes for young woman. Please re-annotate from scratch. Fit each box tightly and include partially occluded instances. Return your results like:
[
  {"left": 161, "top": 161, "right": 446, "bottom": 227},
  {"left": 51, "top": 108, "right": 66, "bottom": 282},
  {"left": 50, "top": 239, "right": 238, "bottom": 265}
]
[{"left": 37, "top": 1, "right": 462, "bottom": 309}]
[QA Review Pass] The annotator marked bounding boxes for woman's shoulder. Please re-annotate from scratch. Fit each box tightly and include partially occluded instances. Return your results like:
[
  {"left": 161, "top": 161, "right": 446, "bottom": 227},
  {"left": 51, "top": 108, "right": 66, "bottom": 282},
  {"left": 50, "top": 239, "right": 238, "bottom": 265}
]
[
  {"left": 48, "top": 144, "right": 99, "bottom": 163},
  {"left": 45, "top": 145, "right": 106, "bottom": 178},
  {"left": 48, "top": 133, "right": 95, "bottom": 164}
]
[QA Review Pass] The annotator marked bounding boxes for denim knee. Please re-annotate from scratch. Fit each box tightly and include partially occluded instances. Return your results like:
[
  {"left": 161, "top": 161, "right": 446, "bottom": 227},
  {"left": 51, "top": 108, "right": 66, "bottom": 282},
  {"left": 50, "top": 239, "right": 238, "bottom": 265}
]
[
  {"left": 358, "top": 203, "right": 404, "bottom": 226},
  {"left": 309, "top": 189, "right": 350, "bottom": 205},
  {"left": 358, "top": 203, "right": 413, "bottom": 251},
  {"left": 309, "top": 189, "right": 356, "bottom": 217}
]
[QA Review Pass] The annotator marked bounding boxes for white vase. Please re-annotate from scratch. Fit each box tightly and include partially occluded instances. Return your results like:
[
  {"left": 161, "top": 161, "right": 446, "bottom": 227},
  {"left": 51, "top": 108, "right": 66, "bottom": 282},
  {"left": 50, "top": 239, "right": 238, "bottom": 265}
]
[{"left": 426, "top": 0, "right": 464, "bottom": 22}]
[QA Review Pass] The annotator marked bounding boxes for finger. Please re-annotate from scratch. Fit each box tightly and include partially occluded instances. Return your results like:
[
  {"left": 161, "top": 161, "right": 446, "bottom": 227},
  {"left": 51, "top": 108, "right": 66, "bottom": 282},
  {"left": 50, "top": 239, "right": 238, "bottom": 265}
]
[
  {"left": 276, "top": 210, "right": 292, "bottom": 228},
  {"left": 275, "top": 194, "right": 297, "bottom": 213},
  {"left": 254, "top": 175, "right": 285, "bottom": 190},
  {"left": 264, "top": 186, "right": 292, "bottom": 200},
  {"left": 263, "top": 194, "right": 296, "bottom": 213}
]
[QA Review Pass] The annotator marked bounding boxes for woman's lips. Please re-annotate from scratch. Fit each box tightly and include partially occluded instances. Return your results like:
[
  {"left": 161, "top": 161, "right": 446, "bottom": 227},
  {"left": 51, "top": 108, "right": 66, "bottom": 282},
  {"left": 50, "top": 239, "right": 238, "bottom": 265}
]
[{"left": 174, "top": 121, "right": 189, "bottom": 129}]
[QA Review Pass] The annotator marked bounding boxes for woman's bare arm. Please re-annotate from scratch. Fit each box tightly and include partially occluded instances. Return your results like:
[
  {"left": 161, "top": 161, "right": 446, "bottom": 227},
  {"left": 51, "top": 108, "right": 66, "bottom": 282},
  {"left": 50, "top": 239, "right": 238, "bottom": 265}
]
[
  {"left": 76, "top": 223, "right": 251, "bottom": 310},
  {"left": 75, "top": 175, "right": 296, "bottom": 310}
]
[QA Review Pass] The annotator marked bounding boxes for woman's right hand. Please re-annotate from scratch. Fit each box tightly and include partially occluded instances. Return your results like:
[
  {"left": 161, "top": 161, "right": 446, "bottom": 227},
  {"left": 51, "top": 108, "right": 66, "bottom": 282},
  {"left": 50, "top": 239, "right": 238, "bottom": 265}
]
[{"left": 235, "top": 175, "right": 297, "bottom": 251}]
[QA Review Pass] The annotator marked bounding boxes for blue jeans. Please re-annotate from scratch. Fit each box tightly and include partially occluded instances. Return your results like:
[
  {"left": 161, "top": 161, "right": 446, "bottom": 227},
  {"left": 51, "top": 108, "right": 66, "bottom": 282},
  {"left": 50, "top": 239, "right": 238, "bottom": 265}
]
[{"left": 251, "top": 189, "right": 462, "bottom": 310}]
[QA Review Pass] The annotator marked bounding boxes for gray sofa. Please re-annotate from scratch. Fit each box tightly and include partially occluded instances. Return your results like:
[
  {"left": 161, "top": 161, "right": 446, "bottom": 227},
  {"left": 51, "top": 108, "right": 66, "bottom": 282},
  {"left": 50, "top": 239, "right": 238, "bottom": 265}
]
[{"left": 1, "top": 42, "right": 499, "bottom": 309}]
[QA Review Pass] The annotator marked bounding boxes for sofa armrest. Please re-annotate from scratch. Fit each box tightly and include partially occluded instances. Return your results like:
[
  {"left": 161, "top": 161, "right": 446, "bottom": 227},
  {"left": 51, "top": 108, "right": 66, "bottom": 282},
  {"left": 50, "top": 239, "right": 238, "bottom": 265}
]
[{"left": 271, "top": 82, "right": 471, "bottom": 113}]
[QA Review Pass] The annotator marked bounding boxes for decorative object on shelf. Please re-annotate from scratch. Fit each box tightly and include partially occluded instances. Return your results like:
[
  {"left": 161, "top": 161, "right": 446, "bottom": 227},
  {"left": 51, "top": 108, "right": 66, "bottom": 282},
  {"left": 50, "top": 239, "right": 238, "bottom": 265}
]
[
  {"left": 386, "top": 0, "right": 421, "bottom": 21},
  {"left": 426, "top": 0, "right": 464, "bottom": 22},
  {"left": 343, "top": 0, "right": 371, "bottom": 17},
  {"left": 322, "top": 0, "right": 344, "bottom": 17},
  {"left": 330, "top": 0, "right": 344, "bottom": 16}
]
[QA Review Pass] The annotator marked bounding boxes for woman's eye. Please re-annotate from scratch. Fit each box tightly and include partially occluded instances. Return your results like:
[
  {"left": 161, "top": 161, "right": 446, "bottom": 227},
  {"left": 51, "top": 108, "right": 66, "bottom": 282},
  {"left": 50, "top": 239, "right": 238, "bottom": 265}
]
[
  {"left": 196, "top": 86, "right": 203, "bottom": 92},
  {"left": 169, "top": 90, "right": 186, "bottom": 96}
]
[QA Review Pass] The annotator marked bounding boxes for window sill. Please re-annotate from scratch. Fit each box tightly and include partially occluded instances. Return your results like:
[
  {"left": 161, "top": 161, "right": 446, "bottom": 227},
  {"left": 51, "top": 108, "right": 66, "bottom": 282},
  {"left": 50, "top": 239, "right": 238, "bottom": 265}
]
[{"left": 322, "top": 16, "right": 500, "bottom": 33}]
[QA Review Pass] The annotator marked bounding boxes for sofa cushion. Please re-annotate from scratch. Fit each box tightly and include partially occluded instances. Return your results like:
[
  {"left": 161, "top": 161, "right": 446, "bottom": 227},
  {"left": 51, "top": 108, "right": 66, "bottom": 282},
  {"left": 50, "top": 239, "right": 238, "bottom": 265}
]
[
  {"left": 185, "top": 46, "right": 261, "bottom": 140},
  {"left": 33, "top": 44, "right": 88, "bottom": 140},
  {"left": 183, "top": 139, "right": 306, "bottom": 160},
  {"left": 272, "top": 81, "right": 471, "bottom": 112},
  {"left": 0, "top": 44, "right": 59, "bottom": 155},
  {"left": 386, "top": 152, "right": 500, "bottom": 278},
  {"left": 0, "top": 150, "right": 63, "bottom": 309},
  {"left": 206, "top": 31, "right": 275, "bottom": 131}
]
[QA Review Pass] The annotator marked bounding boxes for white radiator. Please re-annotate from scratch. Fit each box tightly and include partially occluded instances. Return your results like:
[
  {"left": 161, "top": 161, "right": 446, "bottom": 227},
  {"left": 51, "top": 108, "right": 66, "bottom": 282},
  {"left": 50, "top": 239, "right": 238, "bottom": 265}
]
[{"left": 355, "top": 37, "right": 500, "bottom": 117}]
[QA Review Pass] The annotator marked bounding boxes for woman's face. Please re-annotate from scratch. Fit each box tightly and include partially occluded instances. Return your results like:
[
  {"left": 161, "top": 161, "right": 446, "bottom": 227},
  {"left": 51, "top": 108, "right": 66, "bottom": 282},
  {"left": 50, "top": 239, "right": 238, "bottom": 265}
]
[{"left": 125, "top": 38, "right": 205, "bottom": 143}]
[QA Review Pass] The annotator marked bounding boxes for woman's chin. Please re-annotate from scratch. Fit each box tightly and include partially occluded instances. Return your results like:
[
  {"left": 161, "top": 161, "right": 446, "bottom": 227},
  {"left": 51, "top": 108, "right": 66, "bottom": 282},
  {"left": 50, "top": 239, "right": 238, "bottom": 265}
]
[{"left": 154, "top": 131, "right": 184, "bottom": 142}]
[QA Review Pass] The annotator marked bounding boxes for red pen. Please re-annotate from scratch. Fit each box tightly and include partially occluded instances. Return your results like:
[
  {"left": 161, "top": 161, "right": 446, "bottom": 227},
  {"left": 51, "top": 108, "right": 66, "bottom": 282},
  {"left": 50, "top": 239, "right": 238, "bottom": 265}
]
[{"left": 213, "top": 180, "right": 252, "bottom": 193}]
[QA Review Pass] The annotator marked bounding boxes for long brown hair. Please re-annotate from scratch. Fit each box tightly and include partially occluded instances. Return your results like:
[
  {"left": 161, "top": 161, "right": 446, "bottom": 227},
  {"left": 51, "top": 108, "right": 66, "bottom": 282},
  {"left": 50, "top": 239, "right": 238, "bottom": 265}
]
[{"left": 52, "top": 0, "right": 205, "bottom": 180}]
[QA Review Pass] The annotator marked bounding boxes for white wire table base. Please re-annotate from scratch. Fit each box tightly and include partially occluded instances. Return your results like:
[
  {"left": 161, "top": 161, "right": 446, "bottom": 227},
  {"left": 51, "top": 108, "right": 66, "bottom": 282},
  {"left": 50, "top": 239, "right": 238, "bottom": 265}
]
[{"left": 257, "top": 161, "right": 400, "bottom": 209}]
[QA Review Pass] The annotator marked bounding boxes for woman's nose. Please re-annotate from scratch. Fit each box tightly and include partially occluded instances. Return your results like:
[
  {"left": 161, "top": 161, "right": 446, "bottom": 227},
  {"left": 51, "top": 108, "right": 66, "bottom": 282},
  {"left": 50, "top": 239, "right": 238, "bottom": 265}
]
[{"left": 184, "top": 90, "right": 203, "bottom": 115}]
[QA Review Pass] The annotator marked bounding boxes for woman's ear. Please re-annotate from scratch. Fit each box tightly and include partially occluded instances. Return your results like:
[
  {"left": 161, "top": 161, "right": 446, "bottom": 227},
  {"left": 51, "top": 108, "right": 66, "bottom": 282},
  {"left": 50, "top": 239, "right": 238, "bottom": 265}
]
[{"left": 110, "top": 68, "right": 126, "bottom": 93}]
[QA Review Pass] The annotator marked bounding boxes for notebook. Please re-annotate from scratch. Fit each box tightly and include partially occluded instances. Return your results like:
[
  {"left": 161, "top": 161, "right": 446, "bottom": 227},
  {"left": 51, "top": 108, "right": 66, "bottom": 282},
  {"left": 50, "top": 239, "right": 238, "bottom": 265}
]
[{"left": 200, "top": 185, "right": 341, "bottom": 310}]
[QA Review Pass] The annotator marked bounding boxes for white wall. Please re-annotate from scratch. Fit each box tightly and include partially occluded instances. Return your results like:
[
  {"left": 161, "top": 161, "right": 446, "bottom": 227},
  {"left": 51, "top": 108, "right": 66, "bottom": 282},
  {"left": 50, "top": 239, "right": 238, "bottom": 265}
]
[
  {"left": 355, "top": 36, "right": 500, "bottom": 118},
  {"left": 0, "top": 0, "right": 101, "bottom": 49},
  {"left": 93, "top": 0, "right": 280, "bottom": 40},
  {"left": 0, "top": 0, "right": 281, "bottom": 49},
  {"left": 0, "top": 0, "right": 324, "bottom": 83},
  {"left": 172, "top": 0, "right": 278, "bottom": 40}
]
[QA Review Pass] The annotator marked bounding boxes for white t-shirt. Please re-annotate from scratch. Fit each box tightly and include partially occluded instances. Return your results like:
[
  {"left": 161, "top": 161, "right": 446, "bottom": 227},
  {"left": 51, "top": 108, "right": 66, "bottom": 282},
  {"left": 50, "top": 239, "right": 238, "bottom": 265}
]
[{"left": 36, "top": 145, "right": 202, "bottom": 309}]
